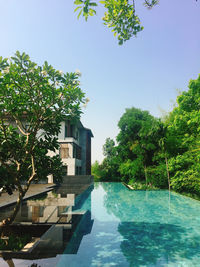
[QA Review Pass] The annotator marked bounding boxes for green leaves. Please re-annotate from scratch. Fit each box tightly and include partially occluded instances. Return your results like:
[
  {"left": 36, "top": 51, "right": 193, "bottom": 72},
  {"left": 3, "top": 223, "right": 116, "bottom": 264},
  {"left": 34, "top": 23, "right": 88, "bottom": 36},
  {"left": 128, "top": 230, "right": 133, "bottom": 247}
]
[
  {"left": 0, "top": 50, "right": 85, "bottom": 190},
  {"left": 101, "top": 0, "right": 143, "bottom": 44},
  {"left": 144, "top": 0, "right": 159, "bottom": 9},
  {"left": 0, "top": 51, "right": 85, "bottom": 122},
  {"left": 74, "top": 0, "right": 83, "bottom": 4},
  {"left": 96, "top": 74, "right": 200, "bottom": 196},
  {"left": 74, "top": 0, "right": 158, "bottom": 44},
  {"left": 74, "top": 0, "right": 97, "bottom": 21}
]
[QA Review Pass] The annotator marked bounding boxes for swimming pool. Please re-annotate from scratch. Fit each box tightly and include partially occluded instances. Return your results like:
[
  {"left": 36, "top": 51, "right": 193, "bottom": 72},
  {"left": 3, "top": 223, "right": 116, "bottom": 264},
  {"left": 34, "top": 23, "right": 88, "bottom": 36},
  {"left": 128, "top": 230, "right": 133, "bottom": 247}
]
[{"left": 2, "top": 182, "right": 200, "bottom": 266}]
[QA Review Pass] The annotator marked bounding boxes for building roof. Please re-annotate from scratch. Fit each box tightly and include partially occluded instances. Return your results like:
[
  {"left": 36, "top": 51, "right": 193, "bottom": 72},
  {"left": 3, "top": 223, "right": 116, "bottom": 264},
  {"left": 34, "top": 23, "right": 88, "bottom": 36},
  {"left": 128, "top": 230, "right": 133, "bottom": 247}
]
[{"left": 78, "top": 120, "right": 94, "bottom": 138}]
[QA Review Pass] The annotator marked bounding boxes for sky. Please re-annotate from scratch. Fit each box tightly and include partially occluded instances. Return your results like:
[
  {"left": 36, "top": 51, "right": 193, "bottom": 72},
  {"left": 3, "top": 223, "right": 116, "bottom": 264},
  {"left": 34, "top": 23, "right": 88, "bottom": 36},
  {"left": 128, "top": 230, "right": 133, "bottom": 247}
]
[{"left": 0, "top": 0, "right": 200, "bottom": 163}]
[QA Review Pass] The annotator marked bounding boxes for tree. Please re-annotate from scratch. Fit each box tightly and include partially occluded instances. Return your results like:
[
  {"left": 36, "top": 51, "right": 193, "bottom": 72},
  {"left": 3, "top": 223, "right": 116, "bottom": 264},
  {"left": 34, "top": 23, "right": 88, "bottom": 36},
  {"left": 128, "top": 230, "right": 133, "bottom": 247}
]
[
  {"left": 116, "top": 107, "right": 159, "bottom": 183},
  {"left": 103, "top": 138, "right": 116, "bottom": 158},
  {"left": 98, "top": 74, "right": 200, "bottom": 195},
  {"left": 0, "top": 51, "right": 85, "bottom": 225},
  {"left": 92, "top": 138, "right": 121, "bottom": 182},
  {"left": 91, "top": 160, "right": 105, "bottom": 181},
  {"left": 74, "top": 0, "right": 159, "bottom": 44},
  {"left": 165, "top": 75, "right": 200, "bottom": 195}
]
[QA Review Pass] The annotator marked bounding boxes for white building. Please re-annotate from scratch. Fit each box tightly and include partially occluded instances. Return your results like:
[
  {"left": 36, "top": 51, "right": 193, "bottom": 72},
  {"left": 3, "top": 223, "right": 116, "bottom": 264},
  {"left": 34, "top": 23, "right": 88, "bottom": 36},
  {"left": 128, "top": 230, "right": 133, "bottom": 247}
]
[
  {"left": 48, "top": 120, "right": 93, "bottom": 177},
  {"left": 3, "top": 114, "right": 93, "bottom": 181}
]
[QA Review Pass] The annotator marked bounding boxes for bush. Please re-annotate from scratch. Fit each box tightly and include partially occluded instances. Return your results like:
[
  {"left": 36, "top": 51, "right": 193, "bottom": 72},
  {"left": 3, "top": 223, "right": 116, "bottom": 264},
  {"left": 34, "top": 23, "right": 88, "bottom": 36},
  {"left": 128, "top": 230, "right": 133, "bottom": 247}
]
[
  {"left": 119, "top": 158, "right": 144, "bottom": 183},
  {"left": 0, "top": 233, "right": 31, "bottom": 251},
  {"left": 146, "top": 164, "right": 168, "bottom": 189},
  {"left": 170, "top": 169, "right": 200, "bottom": 195}
]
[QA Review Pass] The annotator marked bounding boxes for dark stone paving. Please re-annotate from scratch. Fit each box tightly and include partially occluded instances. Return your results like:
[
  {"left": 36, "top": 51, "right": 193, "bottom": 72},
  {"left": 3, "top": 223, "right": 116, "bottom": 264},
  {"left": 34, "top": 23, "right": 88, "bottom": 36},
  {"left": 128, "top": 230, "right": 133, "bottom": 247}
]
[{"left": 0, "top": 184, "right": 55, "bottom": 209}]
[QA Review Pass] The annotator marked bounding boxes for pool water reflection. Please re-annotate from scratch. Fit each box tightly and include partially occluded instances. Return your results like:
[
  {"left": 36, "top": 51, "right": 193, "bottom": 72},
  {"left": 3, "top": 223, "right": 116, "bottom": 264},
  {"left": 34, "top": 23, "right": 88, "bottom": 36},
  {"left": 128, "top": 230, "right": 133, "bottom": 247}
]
[{"left": 1, "top": 182, "right": 200, "bottom": 266}]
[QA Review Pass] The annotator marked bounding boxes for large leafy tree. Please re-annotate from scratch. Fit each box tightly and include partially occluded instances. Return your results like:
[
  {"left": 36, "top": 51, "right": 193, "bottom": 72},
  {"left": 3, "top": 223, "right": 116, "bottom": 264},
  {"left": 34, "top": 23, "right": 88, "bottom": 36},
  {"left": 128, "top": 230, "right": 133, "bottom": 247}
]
[
  {"left": 74, "top": 0, "right": 159, "bottom": 44},
  {"left": 166, "top": 75, "right": 200, "bottom": 195},
  {"left": 101, "top": 137, "right": 121, "bottom": 180},
  {"left": 103, "top": 137, "right": 116, "bottom": 158},
  {"left": 97, "top": 75, "right": 200, "bottom": 195},
  {"left": 0, "top": 51, "right": 85, "bottom": 225},
  {"left": 117, "top": 107, "right": 159, "bottom": 182},
  {"left": 97, "top": 107, "right": 162, "bottom": 184}
]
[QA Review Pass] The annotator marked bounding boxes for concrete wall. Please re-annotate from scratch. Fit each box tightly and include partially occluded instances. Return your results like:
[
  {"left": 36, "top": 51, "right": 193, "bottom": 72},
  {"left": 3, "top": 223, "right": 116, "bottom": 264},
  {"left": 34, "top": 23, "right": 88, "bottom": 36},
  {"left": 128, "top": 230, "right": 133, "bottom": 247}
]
[{"left": 62, "top": 158, "right": 82, "bottom": 175}]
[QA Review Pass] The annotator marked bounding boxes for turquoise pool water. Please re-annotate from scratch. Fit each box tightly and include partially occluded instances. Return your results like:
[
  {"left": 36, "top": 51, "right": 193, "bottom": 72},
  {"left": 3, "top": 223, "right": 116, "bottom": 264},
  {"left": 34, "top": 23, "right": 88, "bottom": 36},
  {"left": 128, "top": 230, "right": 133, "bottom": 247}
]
[
  {"left": 56, "top": 182, "right": 200, "bottom": 267},
  {"left": 1, "top": 182, "right": 200, "bottom": 267}
]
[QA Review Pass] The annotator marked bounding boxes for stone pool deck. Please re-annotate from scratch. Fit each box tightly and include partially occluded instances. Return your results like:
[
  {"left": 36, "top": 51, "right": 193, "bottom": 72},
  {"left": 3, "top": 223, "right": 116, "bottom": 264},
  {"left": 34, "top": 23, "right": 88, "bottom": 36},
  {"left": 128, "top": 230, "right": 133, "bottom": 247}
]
[{"left": 0, "top": 184, "right": 55, "bottom": 209}]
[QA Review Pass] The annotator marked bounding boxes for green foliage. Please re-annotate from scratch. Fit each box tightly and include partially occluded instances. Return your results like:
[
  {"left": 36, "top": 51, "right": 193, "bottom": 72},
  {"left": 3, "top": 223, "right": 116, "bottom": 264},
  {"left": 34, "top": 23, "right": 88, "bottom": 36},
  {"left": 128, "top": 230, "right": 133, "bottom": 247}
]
[
  {"left": 164, "top": 75, "right": 200, "bottom": 195},
  {"left": 117, "top": 107, "right": 161, "bottom": 183},
  {"left": 103, "top": 137, "right": 115, "bottom": 158},
  {"left": 92, "top": 160, "right": 105, "bottom": 181},
  {"left": 0, "top": 51, "right": 85, "bottom": 223},
  {"left": 169, "top": 153, "right": 200, "bottom": 194},
  {"left": 92, "top": 137, "right": 121, "bottom": 182},
  {"left": 92, "top": 145, "right": 121, "bottom": 182},
  {"left": 101, "top": 0, "right": 143, "bottom": 45},
  {"left": 127, "top": 181, "right": 158, "bottom": 190},
  {"left": 74, "top": 0, "right": 158, "bottom": 44},
  {"left": 98, "top": 74, "right": 200, "bottom": 197},
  {"left": 119, "top": 158, "right": 144, "bottom": 183},
  {"left": 74, "top": 0, "right": 97, "bottom": 21},
  {"left": 96, "top": 108, "right": 162, "bottom": 184},
  {"left": 0, "top": 233, "right": 31, "bottom": 251},
  {"left": 146, "top": 164, "right": 168, "bottom": 188},
  {"left": 100, "top": 156, "right": 121, "bottom": 181},
  {"left": 170, "top": 168, "right": 200, "bottom": 195}
]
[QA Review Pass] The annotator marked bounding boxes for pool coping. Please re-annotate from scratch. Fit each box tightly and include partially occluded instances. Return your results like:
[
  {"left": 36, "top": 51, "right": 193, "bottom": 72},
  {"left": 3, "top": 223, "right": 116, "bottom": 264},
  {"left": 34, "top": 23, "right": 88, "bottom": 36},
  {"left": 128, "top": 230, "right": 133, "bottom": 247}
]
[{"left": 122, "top": 182, "right": 162, "bottom": 191}]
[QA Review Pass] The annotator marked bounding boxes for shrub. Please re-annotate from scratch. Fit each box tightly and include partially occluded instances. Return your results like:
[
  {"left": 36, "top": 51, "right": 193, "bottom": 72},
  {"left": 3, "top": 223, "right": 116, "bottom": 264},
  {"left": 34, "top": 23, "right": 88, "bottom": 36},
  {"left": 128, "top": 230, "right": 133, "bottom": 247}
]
[{"left": 146, "top": 164, "right": 168, "bottom": 189}]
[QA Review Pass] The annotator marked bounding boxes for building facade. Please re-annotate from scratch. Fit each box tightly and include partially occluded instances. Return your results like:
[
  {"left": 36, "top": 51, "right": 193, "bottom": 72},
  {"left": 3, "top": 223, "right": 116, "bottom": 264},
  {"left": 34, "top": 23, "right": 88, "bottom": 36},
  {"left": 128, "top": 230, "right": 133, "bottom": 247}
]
[
  {"left": 48, "top": 120, "right": 93, "bottom": 177},
  {"left": 3, "top": 114, "right": 93, "bottom": 182}
]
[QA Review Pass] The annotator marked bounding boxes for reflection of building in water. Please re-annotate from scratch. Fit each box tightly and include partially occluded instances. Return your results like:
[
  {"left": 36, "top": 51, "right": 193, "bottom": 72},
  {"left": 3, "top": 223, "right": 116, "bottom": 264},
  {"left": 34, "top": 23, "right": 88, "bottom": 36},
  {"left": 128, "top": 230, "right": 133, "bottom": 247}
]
[
  {"left": 0, "top": 185, "right": 94, "bottom": 260},
  {"left": 26, "top": 191, "right": 75, "bottom": 224},
  {"left": 32, "top": 210, "right": 93, "bottom": 258},
  {"left": 0, "top": 191, "right": 74, "bottom": 224}
]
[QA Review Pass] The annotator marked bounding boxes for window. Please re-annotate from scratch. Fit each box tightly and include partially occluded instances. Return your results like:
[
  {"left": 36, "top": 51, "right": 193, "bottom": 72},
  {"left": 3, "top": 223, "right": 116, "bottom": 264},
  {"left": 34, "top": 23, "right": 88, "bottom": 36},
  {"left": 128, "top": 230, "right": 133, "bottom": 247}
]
[
  {"left": 73, "top": 144, "right": 82, "bottom": 159},
  {"left": 75, "top": 130, "right": 79, "bottom": 140},
  {"left": 65, "top": 121, "right": 75, "bottom": 138},
  {"left": 65, "top": 124, "right": 68, "bottom": 138},
  {"left": 70, "top": 125, "right": 74, "bottom": 137},
  {"left": 60, "top": 144, "right": 69, "bottom": 159}
]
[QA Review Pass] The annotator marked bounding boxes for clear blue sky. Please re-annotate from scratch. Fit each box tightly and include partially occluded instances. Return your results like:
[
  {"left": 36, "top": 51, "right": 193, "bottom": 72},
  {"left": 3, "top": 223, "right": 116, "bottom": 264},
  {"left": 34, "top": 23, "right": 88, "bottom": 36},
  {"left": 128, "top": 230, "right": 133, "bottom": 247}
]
[{"left": 1, "top": 0, "right": 200, "bottom": 163}]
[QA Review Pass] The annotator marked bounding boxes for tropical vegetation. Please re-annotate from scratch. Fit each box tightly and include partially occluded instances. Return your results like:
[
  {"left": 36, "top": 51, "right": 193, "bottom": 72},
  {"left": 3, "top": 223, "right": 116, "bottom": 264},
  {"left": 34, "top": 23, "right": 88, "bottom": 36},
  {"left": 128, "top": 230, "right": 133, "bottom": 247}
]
[
  {"left": 0, "top": 51, "right": 85, "bottom": 225},
  {"left": 74, "top": 0, "right": 159, "bottom": 44},
  {"left": 92, "top": 74, "right": 200, "bottom": 197}
]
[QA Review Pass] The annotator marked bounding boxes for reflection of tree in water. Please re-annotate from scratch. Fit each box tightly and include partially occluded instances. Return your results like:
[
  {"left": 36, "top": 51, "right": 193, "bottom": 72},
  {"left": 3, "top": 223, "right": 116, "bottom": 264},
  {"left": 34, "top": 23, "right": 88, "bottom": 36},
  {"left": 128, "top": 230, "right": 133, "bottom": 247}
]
[
  {"left": 101, "top": 183, "right": 200, "bottom": 266},
  {"left": 102, "top": 183, "right": 200, "bottom": 228},
  {"left": 102, "top": 183, "right": 169, "bottom": 222},
  {"left": 118, "top": 221, "right": 200, "bottom": 266},
  {"left": 102, "top": 183, "right": 138, "bottom": 219},
  {"left": 94, "top": 182, "right": 100, "bottom": 189}
]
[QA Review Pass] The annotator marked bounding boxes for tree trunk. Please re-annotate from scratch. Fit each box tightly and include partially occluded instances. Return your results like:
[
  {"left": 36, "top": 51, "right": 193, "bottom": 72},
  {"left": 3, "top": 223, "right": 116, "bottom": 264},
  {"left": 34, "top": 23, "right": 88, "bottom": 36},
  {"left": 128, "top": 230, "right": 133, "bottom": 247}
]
[
  {"left": 165, "top": 155, "right": 170, "bottom": 191},
  {"left": 4, "top": 258, "right": 15, "bottom": 267},
  {"left": 2, "top": 188, "right": 25, "bottom": 226}
]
